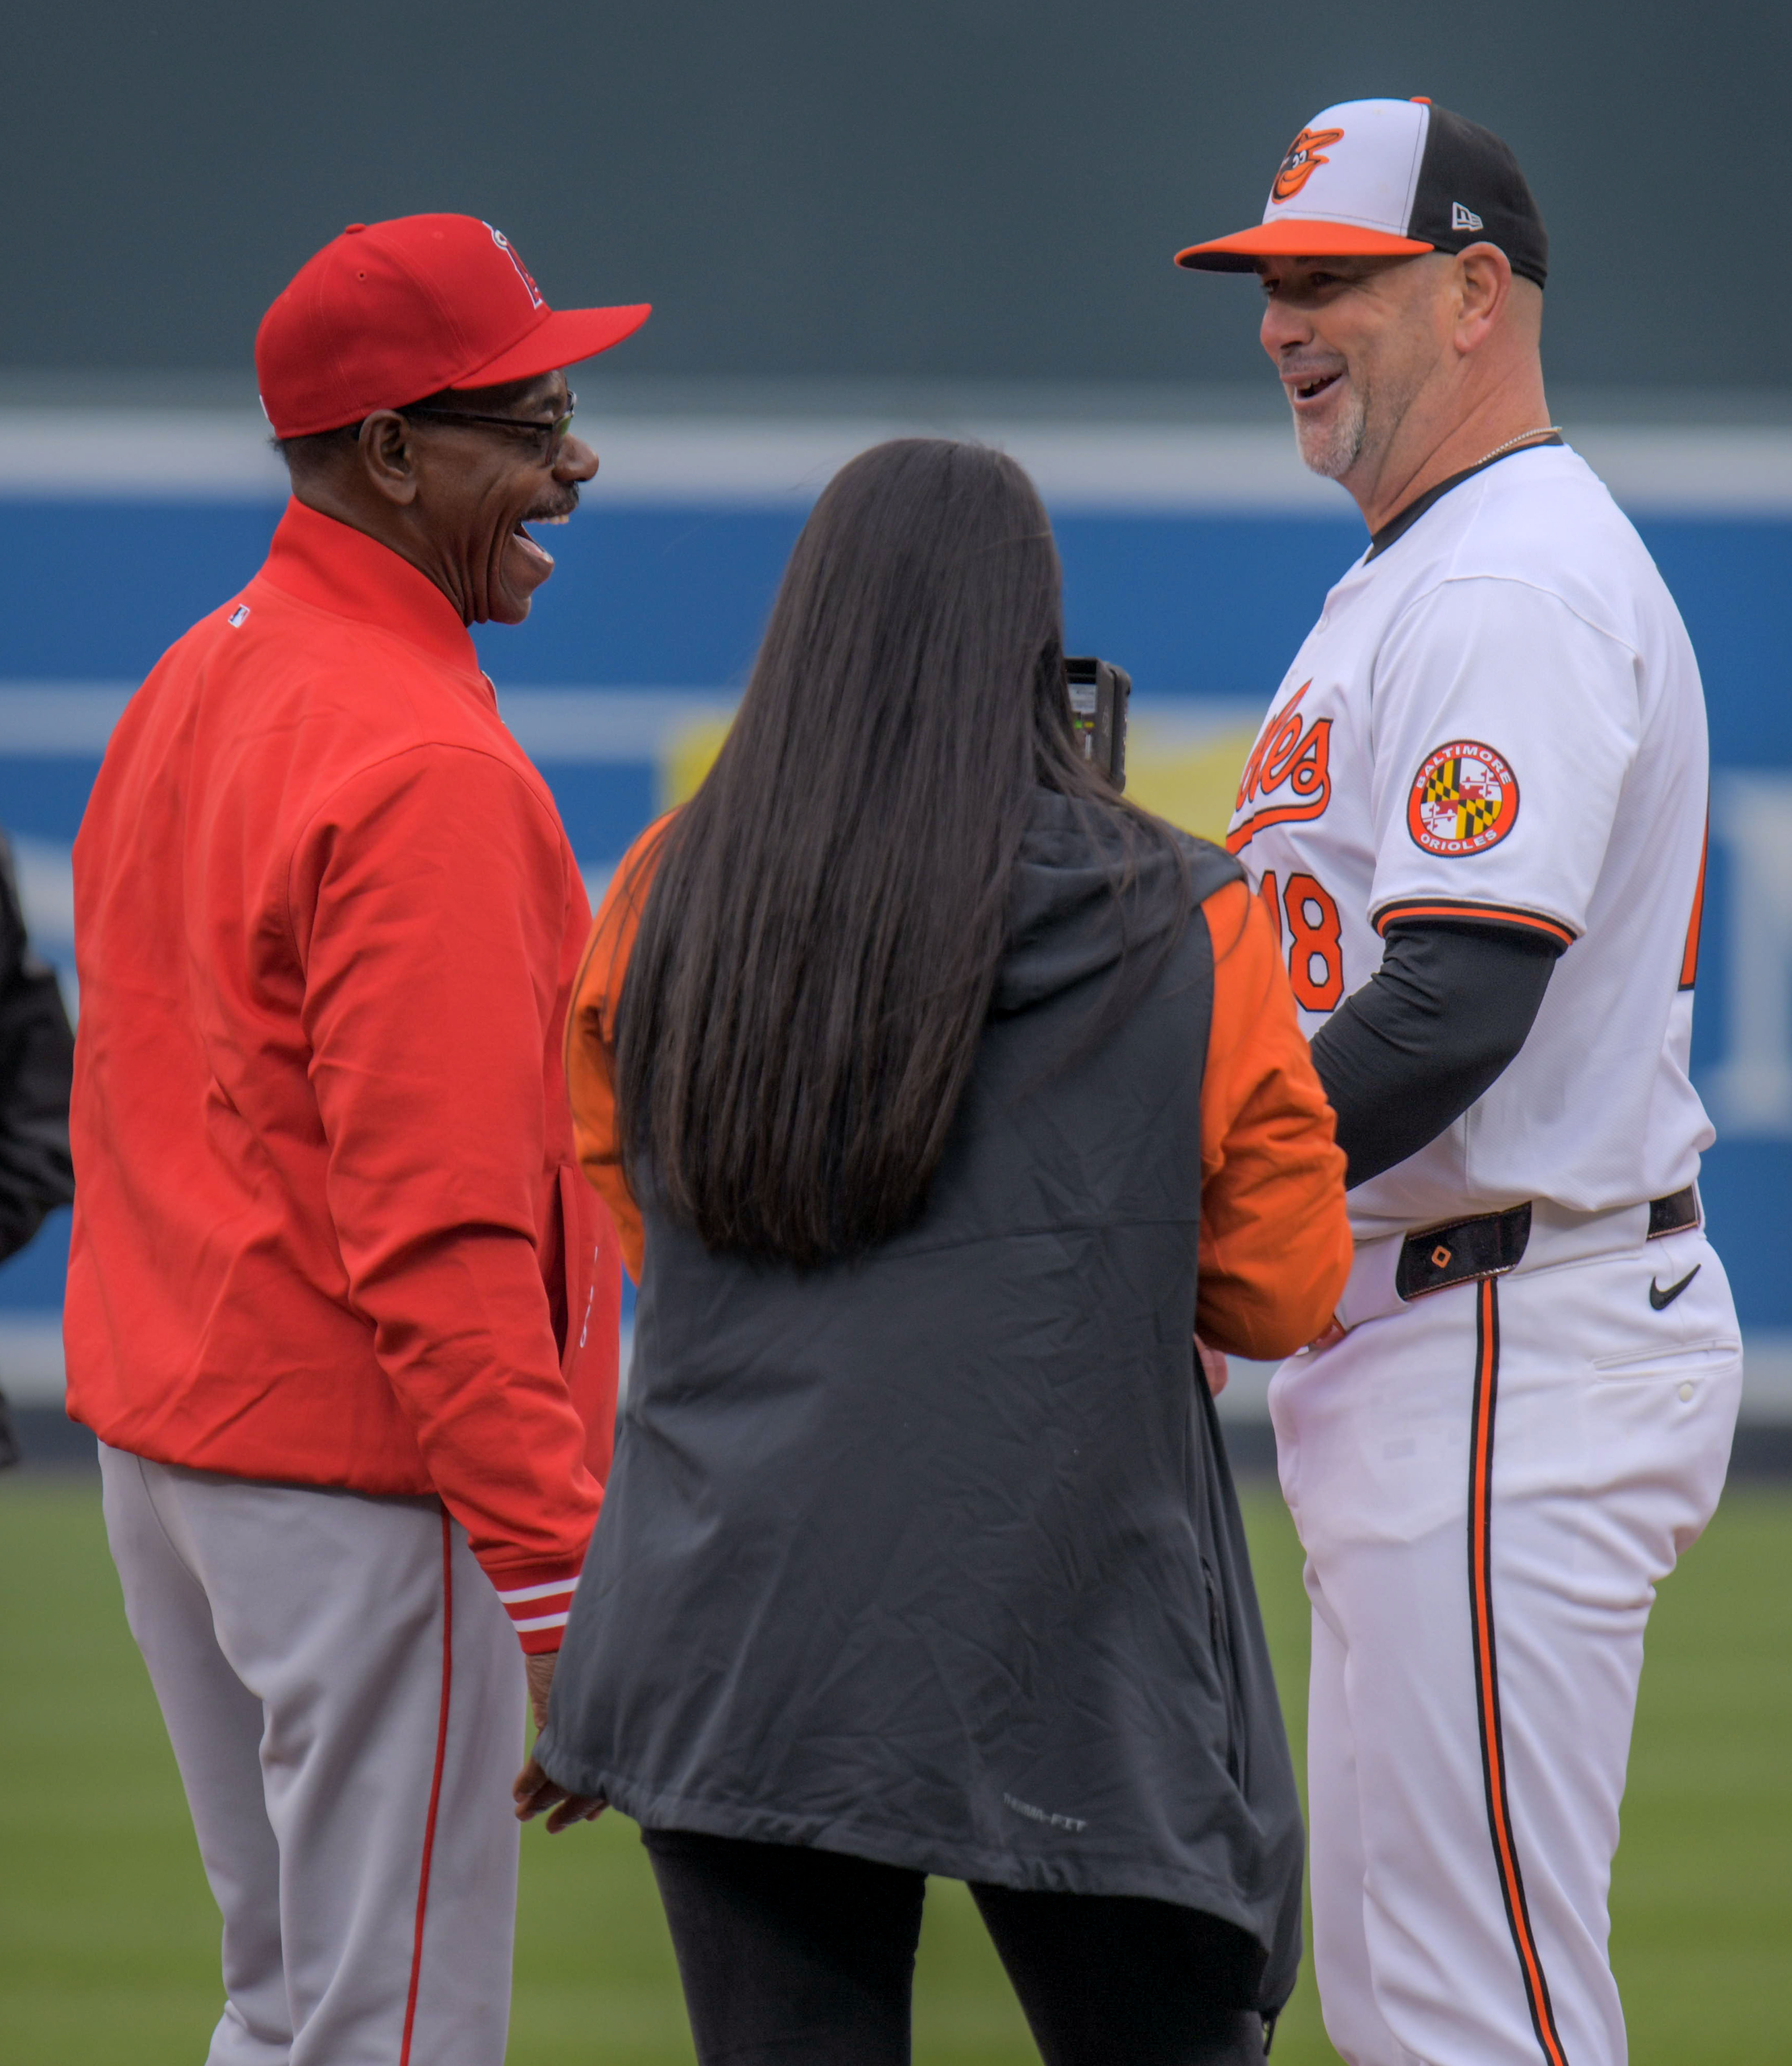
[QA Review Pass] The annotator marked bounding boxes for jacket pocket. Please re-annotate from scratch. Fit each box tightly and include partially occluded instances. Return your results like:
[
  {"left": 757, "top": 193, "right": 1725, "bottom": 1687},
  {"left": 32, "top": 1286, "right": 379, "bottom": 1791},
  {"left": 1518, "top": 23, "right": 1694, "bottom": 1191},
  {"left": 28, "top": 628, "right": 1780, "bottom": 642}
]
[{"left": 557, "top": 1162, "right": 596, "bottom": 1380}]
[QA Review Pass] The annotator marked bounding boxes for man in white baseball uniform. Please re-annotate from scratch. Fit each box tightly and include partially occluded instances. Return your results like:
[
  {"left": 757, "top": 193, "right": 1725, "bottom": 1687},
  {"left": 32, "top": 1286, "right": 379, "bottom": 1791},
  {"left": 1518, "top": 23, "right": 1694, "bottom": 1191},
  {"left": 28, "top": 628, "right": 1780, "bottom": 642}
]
[{"left": 1176, "top": 100, "right": 1741, "bottom": 2066}]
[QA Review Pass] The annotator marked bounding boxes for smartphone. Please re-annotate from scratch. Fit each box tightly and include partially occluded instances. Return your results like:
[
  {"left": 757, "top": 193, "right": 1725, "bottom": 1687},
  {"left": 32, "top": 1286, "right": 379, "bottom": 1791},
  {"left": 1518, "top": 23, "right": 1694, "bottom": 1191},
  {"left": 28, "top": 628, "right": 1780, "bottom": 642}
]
[{"left": 1065, "top": 657, "right": 1131, "bottom": 791}]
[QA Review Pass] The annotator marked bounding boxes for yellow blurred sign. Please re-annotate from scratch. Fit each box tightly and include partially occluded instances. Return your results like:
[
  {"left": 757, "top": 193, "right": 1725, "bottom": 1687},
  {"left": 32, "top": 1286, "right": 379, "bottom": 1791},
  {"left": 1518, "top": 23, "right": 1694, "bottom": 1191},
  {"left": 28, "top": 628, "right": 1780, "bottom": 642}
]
[
  {"left": 1125, "top": 723, "right": 1258, "bottom": 844},
  {"left": 662, "top": 718, "right": 735, "bottom": 812},
  {"left": 660, "top": 715, "right": 1258, "bottom": 847}
]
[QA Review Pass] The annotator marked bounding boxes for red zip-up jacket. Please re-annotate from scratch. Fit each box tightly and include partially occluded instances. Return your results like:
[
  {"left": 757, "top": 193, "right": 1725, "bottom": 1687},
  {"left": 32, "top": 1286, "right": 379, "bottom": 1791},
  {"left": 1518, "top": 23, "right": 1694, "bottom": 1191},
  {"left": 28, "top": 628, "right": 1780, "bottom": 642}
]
[{"left": 65, "top": 499, "right": 620, "bottom": 1650}]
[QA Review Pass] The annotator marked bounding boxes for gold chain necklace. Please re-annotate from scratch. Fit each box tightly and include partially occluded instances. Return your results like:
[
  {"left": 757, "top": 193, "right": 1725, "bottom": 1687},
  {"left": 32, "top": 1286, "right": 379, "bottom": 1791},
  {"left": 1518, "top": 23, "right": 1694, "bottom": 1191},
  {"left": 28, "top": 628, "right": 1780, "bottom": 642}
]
[{"left": 1473, "top": 425, "right": 1563, "bottom": 468}]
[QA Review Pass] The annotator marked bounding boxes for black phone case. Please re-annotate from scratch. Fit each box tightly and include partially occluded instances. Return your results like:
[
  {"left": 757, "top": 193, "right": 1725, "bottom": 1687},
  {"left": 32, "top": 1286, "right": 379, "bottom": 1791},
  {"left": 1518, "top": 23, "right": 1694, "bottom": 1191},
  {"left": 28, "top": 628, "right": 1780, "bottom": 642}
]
[{"left": 1065, "top": 656, "right": 1131, "bottom": 791}]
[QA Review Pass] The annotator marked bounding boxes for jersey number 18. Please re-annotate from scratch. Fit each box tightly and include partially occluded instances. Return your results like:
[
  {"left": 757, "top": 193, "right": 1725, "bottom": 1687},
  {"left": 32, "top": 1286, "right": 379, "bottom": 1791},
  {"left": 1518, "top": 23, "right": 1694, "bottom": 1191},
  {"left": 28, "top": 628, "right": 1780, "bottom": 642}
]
[{"left": 1258, "top": 870, "right": 1345, "bottom": 1012}]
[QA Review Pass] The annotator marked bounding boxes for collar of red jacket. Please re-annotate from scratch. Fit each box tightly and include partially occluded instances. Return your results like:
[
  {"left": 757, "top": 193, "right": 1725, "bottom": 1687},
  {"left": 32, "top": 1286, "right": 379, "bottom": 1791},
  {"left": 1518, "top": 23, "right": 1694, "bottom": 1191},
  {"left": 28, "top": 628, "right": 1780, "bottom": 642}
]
[{"left": 256, "top": 498, "right": 484, "bottom": 676}]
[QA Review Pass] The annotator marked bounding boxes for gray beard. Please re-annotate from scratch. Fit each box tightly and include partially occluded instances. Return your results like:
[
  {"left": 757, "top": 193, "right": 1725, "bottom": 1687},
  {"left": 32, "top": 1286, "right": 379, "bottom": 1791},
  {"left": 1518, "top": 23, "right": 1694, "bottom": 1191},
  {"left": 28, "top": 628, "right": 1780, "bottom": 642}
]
[{"left": 1291, "top": 381, "right": 1368, "bottom": 481}]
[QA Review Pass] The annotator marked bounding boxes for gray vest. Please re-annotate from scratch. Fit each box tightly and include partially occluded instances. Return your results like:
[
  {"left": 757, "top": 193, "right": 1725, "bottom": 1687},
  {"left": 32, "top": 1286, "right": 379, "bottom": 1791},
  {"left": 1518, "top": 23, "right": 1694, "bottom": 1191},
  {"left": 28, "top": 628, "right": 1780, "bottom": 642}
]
[{"left": 540, "top": 791, "right": 1304, "bottom": 2012}]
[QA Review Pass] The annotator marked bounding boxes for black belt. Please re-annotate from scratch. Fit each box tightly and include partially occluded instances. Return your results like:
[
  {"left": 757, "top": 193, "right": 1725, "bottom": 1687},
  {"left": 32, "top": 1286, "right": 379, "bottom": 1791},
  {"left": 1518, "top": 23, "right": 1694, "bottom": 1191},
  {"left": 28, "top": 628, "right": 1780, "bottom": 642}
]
[{"left": 1395, "top": 1185, "right": 1699, "bottom": 1302}]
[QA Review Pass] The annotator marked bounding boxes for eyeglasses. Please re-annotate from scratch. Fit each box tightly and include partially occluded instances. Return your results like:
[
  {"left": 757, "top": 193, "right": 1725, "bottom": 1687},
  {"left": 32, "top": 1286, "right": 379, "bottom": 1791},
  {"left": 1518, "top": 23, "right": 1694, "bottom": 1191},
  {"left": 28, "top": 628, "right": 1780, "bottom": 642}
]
[{"left": 403, "top": 395, "right": 578, "bottom": 464}]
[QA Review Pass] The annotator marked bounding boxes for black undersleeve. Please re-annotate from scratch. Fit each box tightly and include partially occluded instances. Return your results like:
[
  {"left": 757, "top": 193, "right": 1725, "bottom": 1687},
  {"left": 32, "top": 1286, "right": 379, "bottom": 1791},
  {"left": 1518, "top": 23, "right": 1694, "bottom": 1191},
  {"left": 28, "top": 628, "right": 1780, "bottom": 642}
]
[{"left": 1309, "top": 922, "right": 1563, "bottom": 1191}]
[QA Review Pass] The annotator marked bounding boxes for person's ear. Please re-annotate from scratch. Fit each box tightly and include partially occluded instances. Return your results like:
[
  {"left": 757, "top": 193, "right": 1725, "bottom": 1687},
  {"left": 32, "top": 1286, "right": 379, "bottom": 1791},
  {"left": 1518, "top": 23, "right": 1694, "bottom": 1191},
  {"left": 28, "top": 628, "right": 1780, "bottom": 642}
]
[
  {"left": 1454, "top": 245, "right": 1512, "bottom": 357},
  {"left": 355, "top": 410, "right": 421, "bottom": 507}
]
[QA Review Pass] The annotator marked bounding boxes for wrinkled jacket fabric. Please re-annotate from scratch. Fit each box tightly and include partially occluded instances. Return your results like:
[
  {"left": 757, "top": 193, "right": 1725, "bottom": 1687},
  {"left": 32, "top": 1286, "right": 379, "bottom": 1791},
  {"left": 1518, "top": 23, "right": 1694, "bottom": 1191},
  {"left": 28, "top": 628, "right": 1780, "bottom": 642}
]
[{"left": 540, "top": 795, "right": 1306, "bottom": 2010}]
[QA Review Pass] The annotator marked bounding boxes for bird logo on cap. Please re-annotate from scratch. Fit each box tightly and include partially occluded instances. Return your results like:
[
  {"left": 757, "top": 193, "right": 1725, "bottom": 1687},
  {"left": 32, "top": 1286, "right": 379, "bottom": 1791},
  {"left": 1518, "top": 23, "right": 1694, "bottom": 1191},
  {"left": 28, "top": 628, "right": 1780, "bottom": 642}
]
[{"left": 1271, "top": 126, "right": 1345, "bottom": 202}]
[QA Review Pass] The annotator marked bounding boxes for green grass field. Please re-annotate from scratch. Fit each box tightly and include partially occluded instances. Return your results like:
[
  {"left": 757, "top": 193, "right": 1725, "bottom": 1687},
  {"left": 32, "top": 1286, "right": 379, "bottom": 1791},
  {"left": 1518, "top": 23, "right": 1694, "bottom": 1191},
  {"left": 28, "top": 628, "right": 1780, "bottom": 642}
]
[{"left": 2, "top": 1472, "right": 1787, "bottom": 2063}]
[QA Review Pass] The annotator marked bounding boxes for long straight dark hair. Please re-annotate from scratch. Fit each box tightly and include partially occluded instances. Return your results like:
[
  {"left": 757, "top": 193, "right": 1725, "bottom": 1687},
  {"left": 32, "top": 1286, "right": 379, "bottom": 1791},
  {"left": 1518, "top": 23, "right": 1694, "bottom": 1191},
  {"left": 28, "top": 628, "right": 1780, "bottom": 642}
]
[{"left": 614, "top": 437, "right": 1188, "bottom": 1267}]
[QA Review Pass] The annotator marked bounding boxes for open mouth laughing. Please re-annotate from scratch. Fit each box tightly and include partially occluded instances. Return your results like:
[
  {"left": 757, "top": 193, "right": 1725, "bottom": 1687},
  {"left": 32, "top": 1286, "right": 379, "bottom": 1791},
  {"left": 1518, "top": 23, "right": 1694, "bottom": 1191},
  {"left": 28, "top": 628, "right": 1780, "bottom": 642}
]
[
  {"left": 1289, "top": 368, "right": 1345, "bottom": 405},
  {"left": 511, "top": 496, "right": 577, "bottom": 570}
]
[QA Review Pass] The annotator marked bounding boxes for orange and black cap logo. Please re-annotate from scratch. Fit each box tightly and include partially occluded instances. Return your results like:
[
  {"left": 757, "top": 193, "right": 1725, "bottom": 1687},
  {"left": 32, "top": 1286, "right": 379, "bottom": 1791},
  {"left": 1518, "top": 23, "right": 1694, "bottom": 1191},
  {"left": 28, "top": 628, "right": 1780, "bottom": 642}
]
[{"left": 1272, "top": 127, "right": 1345, "bottom": 202}]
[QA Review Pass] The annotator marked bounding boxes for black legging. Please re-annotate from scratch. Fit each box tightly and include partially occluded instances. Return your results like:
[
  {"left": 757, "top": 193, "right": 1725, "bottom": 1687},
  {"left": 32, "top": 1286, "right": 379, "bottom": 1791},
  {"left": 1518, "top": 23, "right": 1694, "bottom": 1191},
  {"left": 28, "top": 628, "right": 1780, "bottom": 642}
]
[{"left": 643, "top": 1827, "right": 1269, "bottom": 2066}]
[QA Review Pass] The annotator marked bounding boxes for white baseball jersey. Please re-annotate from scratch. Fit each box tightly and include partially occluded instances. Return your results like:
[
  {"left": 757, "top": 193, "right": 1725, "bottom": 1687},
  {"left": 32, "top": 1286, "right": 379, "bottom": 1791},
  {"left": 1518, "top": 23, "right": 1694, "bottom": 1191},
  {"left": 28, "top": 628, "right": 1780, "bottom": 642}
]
[{"left": 1226, "top": 441, "right": 1712, "bottom": 1238}]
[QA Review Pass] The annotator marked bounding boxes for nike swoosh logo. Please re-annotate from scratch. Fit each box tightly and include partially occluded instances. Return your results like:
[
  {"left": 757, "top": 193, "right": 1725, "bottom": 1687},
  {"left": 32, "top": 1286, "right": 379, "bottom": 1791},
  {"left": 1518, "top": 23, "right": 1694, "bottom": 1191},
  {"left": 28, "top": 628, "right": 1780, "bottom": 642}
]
[{"left": 1649, "top": 1265, "right": 1701, "bottom": 1311}]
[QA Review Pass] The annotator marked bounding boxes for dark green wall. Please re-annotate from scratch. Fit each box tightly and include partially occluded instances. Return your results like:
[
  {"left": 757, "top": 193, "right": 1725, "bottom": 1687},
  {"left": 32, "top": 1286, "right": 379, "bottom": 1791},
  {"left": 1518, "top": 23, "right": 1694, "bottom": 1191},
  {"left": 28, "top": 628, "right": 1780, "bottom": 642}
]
[{"left": 1, "top": 0, "right": 1774, "bottom": 389}]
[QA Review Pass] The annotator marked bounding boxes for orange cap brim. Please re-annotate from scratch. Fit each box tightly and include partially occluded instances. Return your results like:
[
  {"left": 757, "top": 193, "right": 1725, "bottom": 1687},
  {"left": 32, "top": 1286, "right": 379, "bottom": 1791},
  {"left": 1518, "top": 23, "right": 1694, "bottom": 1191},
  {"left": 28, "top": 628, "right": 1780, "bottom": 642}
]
[
  {"left": 454, "top": 302, "right": 653, "bottom": 387},
  {"left": 1175, "top": 219, "right": 1434, "bottom": 271}
]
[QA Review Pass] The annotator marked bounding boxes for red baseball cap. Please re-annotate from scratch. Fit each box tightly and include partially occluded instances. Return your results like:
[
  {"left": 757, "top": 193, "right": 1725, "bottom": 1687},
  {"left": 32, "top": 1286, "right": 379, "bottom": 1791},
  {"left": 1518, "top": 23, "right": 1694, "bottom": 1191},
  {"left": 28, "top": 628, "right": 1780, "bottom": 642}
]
[{"left": 256, "top": 214, "right": 651, "bottom": 438}]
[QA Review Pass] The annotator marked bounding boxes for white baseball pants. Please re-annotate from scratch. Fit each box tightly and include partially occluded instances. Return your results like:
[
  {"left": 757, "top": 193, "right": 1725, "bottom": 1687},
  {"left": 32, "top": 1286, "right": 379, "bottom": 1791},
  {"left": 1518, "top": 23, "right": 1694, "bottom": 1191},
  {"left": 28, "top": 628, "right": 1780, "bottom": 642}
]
[
  {"left": 98, "top": 1446, "right": 527, "bottom": 2066},
  {"left": 1270, "top": 1221, "right": 1741, "bottom": 2066}
]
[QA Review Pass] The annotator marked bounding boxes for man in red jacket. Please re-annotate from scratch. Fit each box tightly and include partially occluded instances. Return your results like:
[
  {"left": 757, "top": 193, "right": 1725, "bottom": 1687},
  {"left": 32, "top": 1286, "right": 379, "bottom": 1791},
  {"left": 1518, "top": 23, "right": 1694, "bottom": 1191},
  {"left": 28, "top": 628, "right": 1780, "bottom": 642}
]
[{"left": 66, "top": 216, "right": 648, "bottom": 2066}]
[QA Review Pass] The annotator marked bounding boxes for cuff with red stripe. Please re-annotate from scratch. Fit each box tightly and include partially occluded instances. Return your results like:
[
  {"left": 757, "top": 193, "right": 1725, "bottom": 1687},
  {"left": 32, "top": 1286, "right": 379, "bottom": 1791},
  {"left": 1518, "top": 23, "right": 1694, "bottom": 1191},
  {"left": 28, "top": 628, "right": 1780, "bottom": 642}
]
[
  {"left": 489, "top": 1563, "right": 583, "bottom": 1655},
  {"left": 1372, "top": 897, "right": 1576, "bottom": 951}
]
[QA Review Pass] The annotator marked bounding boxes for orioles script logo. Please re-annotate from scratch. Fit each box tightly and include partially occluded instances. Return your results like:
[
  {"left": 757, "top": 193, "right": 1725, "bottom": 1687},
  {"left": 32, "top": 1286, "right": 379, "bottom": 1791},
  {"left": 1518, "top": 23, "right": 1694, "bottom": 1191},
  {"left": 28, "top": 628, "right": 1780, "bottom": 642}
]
[
  {"left": 1228, "top": 682, "right": 1333, "bottom": 854},
  {"left": 1272, "top": 127, "right": 1345, "bottom": 202}
]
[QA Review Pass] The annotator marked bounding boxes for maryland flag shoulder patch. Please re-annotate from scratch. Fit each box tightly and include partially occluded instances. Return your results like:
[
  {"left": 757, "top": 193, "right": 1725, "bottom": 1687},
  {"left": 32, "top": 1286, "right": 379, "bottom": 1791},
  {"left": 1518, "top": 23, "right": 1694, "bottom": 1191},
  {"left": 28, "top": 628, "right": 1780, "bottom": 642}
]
[{"left": 1406, "top": 741, "right": 1519, "bottom": 857}]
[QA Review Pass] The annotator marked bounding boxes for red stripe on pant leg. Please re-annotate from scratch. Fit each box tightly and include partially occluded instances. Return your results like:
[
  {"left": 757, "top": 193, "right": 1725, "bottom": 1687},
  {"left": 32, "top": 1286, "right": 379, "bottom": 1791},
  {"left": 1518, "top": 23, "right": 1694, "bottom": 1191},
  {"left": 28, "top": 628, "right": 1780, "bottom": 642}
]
[
  {"left": 400, "top": 1511, "right": 455, "bottom": 2066},
  {"left": 1468, "top": 1278, "right": 1571, "bottom": 2066}
]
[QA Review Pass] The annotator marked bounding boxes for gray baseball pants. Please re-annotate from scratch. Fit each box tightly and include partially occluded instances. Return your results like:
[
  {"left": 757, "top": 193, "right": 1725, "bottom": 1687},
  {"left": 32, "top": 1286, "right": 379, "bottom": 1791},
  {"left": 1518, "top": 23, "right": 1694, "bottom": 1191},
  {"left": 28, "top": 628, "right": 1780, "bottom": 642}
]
[{"left": 99, "top": 1443, "right": 527, "bottom": 2066}]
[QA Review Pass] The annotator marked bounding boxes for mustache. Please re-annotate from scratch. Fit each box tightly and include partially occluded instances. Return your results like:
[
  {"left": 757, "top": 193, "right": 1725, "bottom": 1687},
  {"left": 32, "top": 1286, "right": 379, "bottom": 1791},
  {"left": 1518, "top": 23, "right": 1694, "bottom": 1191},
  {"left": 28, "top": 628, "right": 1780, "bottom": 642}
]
[
  {"left": 1278, "top": 353, "right": 1347, "bottom": 384},
  {"left": 523, "top": 485, "right": 581, "bottom": 523}
]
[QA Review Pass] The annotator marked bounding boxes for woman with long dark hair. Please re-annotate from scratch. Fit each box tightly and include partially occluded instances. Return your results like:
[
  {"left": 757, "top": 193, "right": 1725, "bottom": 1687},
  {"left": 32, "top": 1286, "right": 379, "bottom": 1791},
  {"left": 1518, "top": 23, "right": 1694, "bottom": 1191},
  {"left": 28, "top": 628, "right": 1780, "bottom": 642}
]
[{"left": 520, "top": 439, "right": 1350, "bottom": 2064}]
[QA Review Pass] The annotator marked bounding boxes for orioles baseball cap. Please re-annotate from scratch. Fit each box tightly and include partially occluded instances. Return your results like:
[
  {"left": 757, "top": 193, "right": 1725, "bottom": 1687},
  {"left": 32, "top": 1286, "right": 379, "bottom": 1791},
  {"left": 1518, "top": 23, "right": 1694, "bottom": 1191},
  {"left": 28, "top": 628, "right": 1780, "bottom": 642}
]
[
  {"left": 256, "top": 214, "right": 652, "bottom": 439},
  {"left": 1175, "top": 98, "right": 1548, "bottom": 288}
]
